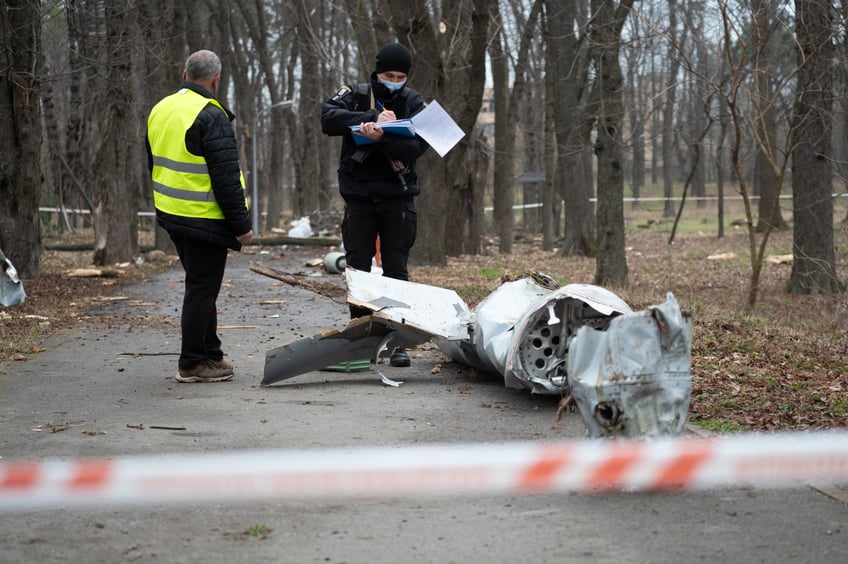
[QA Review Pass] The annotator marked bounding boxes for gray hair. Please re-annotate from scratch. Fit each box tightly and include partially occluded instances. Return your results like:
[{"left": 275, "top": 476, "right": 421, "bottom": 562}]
[{"left": 184, "top": 50, "right": 221, "bottom": 82}]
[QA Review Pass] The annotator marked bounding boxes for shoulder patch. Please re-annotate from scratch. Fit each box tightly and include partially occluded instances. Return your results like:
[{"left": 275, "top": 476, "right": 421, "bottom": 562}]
[{"left": 331, "top": 85, "right": 352, "bottom": 102}]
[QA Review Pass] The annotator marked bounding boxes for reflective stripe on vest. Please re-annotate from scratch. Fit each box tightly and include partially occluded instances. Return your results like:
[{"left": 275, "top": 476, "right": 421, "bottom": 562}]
[{"left": 148, "top": 89, "right": 235, "bottom": 219}]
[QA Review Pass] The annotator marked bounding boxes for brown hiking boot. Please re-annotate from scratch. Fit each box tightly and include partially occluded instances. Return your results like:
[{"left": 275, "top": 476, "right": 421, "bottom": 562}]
[
  {"left": 176, "top": 359, "right": 234, "bottom": 383},
  {"left": 209, "top": 358, "right": 234, "bottom": 372}
]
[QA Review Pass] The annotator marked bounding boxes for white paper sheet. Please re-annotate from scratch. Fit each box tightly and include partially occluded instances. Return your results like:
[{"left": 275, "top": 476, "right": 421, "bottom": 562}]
[{"left": 411, "top": 100, "right": 465, "bottom": 157}]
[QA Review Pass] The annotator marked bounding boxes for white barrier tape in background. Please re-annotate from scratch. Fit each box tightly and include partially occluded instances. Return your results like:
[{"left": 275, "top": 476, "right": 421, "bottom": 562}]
[{"left": 2, "top": 431, "right": 847, "bottom": 510}]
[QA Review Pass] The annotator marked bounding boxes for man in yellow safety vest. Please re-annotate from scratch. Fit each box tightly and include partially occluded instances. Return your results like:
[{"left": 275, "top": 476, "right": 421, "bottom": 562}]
[{"left": 146, "top": 49, "right": 253, "bottom": 383}]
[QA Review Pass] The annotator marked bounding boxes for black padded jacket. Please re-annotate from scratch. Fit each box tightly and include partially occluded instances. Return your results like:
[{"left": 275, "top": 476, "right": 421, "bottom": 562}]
[
  {"left": 320, "top": 74, "right": 429, "bottom": 202},
  {"left": 146, "top": 82, "right": 251, "bottom": 251}
]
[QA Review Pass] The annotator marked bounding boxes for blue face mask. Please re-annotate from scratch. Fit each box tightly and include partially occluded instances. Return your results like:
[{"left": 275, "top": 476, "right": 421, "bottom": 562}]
[{"left": 380, "top": 79, "right": 406, "bottom": 93}]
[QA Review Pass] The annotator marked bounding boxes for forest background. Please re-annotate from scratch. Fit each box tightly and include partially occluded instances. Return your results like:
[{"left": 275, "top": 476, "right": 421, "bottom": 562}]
[{"left": 1, "top": 1, "right": 846, "bottom": 431}]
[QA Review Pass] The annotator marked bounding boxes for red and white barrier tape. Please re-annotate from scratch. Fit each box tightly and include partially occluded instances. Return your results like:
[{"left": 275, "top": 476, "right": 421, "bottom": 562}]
[{"left": 2, "top": 431, "right": 847, "bottom": 509}]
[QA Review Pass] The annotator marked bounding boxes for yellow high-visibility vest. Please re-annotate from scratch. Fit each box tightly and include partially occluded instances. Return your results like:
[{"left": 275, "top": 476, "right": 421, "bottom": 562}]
[{"left": 148, "top": 88, "right": 245, "bottom": 219}]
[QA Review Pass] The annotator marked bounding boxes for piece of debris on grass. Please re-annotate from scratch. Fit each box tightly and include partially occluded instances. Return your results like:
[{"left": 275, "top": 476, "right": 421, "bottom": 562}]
[
  {"left": 767, "top": 254, "right": 794, "bottom": 264},
  {"left": 707, "top": 252, "right": 737, "bottom": 260},
  {"left": 65, "top": 268, "right": 121, "bottom": 278}
]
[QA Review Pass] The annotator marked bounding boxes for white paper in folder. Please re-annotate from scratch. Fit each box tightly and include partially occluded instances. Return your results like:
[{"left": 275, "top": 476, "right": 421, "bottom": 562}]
[{"left": 412, "top": 100, "right": 465, "bottom": 157}]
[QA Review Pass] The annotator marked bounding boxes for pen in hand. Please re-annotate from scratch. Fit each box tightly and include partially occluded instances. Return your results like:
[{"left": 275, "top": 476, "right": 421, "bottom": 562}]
[{"left": 375, "top": 101, "right": 395, "bottom": 122}]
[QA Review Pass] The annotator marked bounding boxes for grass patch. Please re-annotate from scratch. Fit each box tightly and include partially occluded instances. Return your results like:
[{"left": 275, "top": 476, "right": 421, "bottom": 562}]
[
  {"left": 480, "top": 268, "right": 504, "bottom": 281},
  {"left": 695, "top": 418, "right": 745, "bottom": 433},
  {"left": 247, "top": 524, "right": 271, "bottom": 538},
  {"left": 226, "top": 523, "right": 272, "bottom": 540},
  {"left": 457, "top": 285, "right": 490, "bottom": 305}
]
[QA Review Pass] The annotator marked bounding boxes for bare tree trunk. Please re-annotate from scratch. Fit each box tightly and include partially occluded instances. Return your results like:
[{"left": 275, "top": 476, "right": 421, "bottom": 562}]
[
  {"left": 459, "top": 130, "right": 489, "bottom": 255},
  {"left": 139, "top": 0, "right": 186, "bottom": 254},
  {"left": 719, "top": 1, "right": 772, "bottom": 311},
  {"left": 836, "top": 0, "right": 848, "bottom": 217},
  {"left": 489, "top": 0, "right": 543, "bottom": 254},
  {"left": 0, "top": 0, "right": 43, "bottom": 278},
  {"left": 341, "top": 0, "right": 379, "bottom": 74},
  {"left": 315, "top": 3, "right": 343, "bottom": 215},
  {"left": 64, "top": 0, "right": 98, "bottom": 235},
  {"left": 684, "top": 3, "right": 707, "bottom": 208},
  {"left": 592, "top": 0, "right": 632, "bottom": 288},
  {"left": 716, "top": 87, "right": 728, "bottom": 239},
  {"left": 650, "top": 56, "right": 660, "bottom": 186},
  {"left": 489, "top": 5, "right": 514, "bottom": 254},
  {"left": 234, "top": 0, "right": 288, "bottom": 233},
  {"left": 445, "top": 140, "right": 475, "bottom": 256},
  {"left": 661, "top": 0, "right": 681, "bottom": 219},
  {"left": 625, "top": 29, "right": 645, "bottom": 211},
  {"left": 548, "top": 0, "right": 595, "bottom": 257},
  {"left": 290, "top": 1, "right": 322, "bottom": 219},
  {"left": 542, "top": 42, "right": 556, "bottom": 250},
  {"left": 40, "top": 50, "right": 65, "bottom": 234},
  {"left": 387, "top": 0, "right": 492, "bottom": 266},
  {"left": 787, "top": 0, "right": 842, "bottom": 294},
  {"left": 92, "top": 1, "right": 139, "bottom": 265},
  {"left": 753, "top": 0, "right": 788, "bottom": 232}
]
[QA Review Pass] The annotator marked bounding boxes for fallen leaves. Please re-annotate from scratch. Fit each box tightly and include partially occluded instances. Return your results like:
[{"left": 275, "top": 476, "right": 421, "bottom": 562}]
[{"left": 411, "top": 231, "right": 848, "bottom": 434}]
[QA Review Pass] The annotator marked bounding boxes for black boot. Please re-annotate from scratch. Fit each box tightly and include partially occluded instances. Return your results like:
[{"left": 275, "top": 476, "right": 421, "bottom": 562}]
[{"left": 389, "top": 347, "right": 411, "bottom": 367}]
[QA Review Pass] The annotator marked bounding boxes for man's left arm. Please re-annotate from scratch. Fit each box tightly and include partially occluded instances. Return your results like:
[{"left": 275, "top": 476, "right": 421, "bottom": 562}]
[{"left": 195, "top": 108, "right": 252, "bottom": 237}]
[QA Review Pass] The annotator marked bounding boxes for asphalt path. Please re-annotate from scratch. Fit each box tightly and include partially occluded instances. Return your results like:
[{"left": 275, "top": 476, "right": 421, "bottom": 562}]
[{"left": 0, "top": 244, "right": 845, "bottom": 563}]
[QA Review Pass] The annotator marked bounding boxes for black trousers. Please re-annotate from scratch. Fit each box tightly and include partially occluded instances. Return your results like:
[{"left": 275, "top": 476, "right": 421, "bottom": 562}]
[
  {"left": 169, "top": 232, "right": 228, "bottom": 370},
  {"left": 342, "top": 197, "right": 417, "bottom": 318}
]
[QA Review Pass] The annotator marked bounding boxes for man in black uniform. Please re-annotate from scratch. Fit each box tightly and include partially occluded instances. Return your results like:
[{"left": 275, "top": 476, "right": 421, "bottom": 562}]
[{"left": 321, "top": 43, "right": 430, "bottom": 367}]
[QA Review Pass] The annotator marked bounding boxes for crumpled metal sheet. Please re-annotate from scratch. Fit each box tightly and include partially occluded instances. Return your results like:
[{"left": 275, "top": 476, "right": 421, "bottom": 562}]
[
  {"left": 262, "top": 316, "right": 392, "bottom": 386},
  {"left": 346, "top": 269, "right": 471, "bottom": 342},
  {"left": 566, "top": 293, "right": 692, "bottom": 438}
]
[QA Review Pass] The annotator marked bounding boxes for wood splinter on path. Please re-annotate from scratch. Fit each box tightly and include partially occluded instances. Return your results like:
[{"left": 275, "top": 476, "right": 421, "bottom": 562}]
[{"left": 249, "top": 262, "right": 347, "bottom": 304}]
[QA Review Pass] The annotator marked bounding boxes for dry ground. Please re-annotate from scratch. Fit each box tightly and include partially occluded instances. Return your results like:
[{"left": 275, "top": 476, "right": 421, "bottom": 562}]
[{"left": 2, "top": 223, "right": 847, "bottom": 433}]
